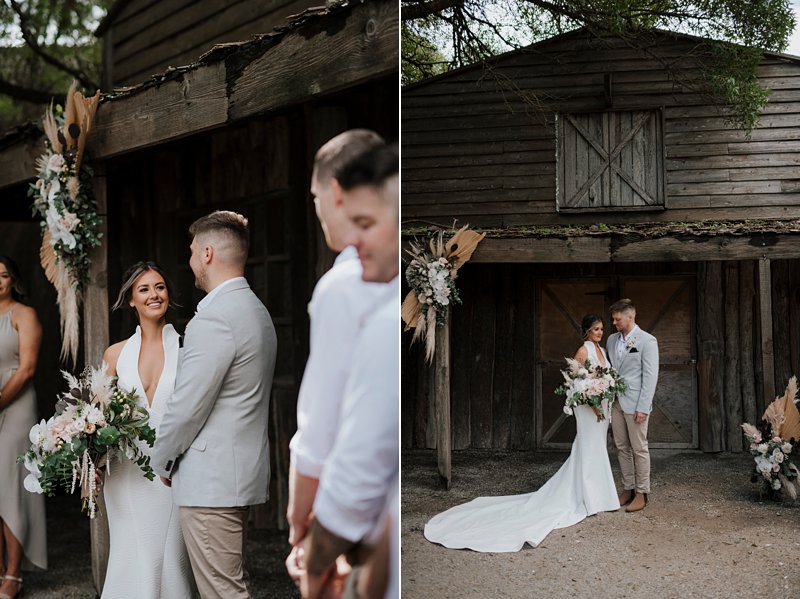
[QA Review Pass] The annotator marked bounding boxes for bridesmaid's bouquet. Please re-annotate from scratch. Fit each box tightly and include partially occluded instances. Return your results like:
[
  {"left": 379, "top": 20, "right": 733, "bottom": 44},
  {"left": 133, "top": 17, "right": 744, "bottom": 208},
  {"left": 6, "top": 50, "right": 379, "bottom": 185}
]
[
  {"left": 19, "top": 364, "right": 156, "bottom": 518},
  {"left": 555, "top": 358, "right": 627, "bottom": 422}
]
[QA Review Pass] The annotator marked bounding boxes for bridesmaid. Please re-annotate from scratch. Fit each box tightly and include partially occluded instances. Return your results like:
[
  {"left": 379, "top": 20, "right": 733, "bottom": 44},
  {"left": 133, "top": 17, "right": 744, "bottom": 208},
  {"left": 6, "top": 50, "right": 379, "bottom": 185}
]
[{"left": 0, "top": 256, "right": 46, "bottom": 599}]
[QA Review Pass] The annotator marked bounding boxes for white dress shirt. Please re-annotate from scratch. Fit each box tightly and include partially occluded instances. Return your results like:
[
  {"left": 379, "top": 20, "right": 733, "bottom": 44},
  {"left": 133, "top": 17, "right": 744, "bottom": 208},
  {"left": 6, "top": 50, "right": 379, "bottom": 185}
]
[
  {"left": 616, "top": 324, "right": 640, "bottom": 362},
  {"left": 196, "top": 276, "right": 247, "bottom": 312},
  {"left": 289, "top": 247, "right": 386, "bottom": 478},
  {"left": 313, "top": 277, "right": 399, "bottom": 543}
]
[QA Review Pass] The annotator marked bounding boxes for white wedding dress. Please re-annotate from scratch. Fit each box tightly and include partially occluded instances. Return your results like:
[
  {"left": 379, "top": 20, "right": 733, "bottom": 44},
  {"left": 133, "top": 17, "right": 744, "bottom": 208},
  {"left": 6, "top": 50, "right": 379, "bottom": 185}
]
[
  {"left": 424, "top": 341, "right": 620, "bottom": 552},
  {"left": 102, "top": 324, "right": 195, "bottom": 598}
]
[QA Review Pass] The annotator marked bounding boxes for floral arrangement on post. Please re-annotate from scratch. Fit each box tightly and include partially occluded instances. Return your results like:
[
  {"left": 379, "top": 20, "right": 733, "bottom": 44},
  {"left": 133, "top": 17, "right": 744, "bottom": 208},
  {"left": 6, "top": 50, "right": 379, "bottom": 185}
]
[
  {"left": 401, "top": 225, "right": 485, "bottom": 362},
  {"left": 741, "top": 377, "right": 800, "bottom": 500},
  {"left": 19, "top": 365, "right": 155, "bottom": 518},
  {"left": 28, "top": 81, "right": 102, "bottom": 365},
  {"left": 555, "top": 358, "right": 627, "bottom": 422}
]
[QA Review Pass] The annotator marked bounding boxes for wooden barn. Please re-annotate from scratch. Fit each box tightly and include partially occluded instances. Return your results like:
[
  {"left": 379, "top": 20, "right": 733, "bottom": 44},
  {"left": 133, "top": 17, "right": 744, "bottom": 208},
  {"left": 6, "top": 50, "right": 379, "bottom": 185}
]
[
  {"left": 0, "top": 0, "right": 396, "bottom": 589},
  {"left": 401, "top": 28, "right": 800, "bottom": 474}
]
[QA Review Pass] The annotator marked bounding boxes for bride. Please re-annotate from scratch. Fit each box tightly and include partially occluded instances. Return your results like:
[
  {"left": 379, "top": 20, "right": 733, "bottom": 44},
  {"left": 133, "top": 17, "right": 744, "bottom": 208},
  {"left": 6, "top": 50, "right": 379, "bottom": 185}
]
[
  {"left": 100, "top": 262, "right": 195, "bottom": 598},
  {"left": 424, "top": 313, "right": 620, "bottom": 552}
]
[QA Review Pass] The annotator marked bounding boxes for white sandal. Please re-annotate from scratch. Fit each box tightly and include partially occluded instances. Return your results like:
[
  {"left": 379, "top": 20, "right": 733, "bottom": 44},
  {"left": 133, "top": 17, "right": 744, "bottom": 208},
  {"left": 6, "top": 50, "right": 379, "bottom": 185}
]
[{"left": 0, "top": 574, "right": 23, "bottom": 599}]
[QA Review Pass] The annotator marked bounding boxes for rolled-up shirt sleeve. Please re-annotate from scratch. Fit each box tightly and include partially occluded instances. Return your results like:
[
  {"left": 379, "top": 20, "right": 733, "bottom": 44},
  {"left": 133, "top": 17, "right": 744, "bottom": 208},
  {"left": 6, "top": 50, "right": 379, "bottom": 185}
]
[
  {"left": 312, "top": 303, "right": 399, "bottom": 543},
  {"left": 289, "top": 258, "right": 385, "bottom": 478}
]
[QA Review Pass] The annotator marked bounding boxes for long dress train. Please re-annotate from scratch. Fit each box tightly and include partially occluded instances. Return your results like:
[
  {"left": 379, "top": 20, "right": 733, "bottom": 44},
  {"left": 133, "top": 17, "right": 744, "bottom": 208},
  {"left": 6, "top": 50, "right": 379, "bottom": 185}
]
[
  {"left": 101, "top": 324, "right": 195, "bottom": 598},
  {"left": 424, "top": 341, "right": 619, "bottom": 552}
]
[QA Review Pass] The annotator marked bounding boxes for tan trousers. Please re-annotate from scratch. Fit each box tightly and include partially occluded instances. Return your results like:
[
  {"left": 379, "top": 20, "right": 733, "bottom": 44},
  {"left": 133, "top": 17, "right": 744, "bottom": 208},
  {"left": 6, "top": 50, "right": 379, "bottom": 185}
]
[
  {"left": 611, "top": 402, "right": 651, "bottom": 494},
  {"left": 180, "top": 506, "right": 250, "bottom": 599}
]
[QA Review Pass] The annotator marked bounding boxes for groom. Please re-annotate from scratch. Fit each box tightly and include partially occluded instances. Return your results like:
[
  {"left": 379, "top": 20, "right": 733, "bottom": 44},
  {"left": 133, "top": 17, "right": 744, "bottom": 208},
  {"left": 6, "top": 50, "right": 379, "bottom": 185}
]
[
  {"left": 606, "top": 298, "right": 658, "bottom": 513},
  {"left": 153, "top": 211, "right": 277, "bottom": 597}
]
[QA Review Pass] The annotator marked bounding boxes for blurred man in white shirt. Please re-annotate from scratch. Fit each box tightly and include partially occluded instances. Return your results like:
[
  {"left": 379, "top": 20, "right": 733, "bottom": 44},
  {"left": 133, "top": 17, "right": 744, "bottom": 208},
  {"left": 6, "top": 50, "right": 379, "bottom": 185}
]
[
  {"left": 300, "top": 145, "right": 399, "bottom": 599},
  {"left": 286, "top": 130, "right": 387, "bottom": 565}
]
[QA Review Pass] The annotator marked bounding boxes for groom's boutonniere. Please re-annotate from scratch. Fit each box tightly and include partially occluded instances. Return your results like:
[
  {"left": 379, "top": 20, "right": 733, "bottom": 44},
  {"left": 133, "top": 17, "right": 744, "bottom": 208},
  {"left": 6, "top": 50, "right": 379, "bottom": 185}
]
[{"left": 626, "top": 337, "right": 638, "bottom": 352}]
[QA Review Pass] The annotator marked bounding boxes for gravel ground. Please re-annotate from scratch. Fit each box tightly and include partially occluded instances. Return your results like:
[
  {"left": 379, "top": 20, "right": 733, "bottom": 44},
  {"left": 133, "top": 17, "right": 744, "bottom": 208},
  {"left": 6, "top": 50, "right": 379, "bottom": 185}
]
[
  {"left": 21, "top": 493, "right": 300, "bottom": 598},
  {"left": 402, "top": 449, "right": 800, "bottom": 599}
]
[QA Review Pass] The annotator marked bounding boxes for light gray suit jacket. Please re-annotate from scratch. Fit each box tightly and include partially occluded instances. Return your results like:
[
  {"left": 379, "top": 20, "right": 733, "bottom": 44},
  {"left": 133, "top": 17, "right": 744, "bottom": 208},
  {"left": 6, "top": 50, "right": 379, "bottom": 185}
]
[
  {"left": 606, "top": 327, "right": 659, "bottom": 415},
  {"left": 152, "top": 279, "right": 277, "bottom": 507}
]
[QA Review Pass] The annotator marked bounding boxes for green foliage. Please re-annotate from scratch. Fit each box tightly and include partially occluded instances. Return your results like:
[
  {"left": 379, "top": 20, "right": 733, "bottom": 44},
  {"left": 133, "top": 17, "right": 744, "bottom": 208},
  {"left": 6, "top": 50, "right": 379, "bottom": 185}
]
[
  {"left": 0, "top": 0, "right": 111, "bottom": 131},
  {"left": 402, "top": 0, "right": 797, "bottom": 131}
]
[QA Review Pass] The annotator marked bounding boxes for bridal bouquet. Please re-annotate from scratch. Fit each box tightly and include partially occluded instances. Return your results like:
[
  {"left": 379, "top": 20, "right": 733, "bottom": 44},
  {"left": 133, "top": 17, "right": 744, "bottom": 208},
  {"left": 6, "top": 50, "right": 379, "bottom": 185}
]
[
  {"left": 19, "top": 364, "right": 156, "bottom": 518},
  {"left": 741, "top": 377, "right": 800, "bottom": 500},
  {"left": 555, "top": 358, "right": 627, "bottom": 422}
]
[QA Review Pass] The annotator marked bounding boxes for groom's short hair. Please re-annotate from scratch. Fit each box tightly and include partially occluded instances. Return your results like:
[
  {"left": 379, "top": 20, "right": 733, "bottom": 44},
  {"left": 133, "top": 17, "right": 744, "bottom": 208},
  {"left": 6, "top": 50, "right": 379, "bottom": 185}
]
[
  {"left": 189, "top": 211, "right": 249, "bottom": 266},
  {"left": 338, "top": 143, "right": 399, "bottom": 213},
  {"left": 610, "top": 298, "right": 636, "bottom": 315},
  {"left": 313, "top": 129, "right": 385, "bottom": 187}
]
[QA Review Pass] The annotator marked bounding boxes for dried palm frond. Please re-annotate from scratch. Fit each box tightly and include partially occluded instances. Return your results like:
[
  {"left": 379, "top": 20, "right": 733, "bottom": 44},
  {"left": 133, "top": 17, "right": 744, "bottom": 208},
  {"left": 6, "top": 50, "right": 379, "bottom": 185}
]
[
  {"left": 764, "top": 377, "right": 800, "bottom": 440},
  {"left": 401, "top": 289, "right": 422, "bottom": 331},
  {"left": 741, "top": 422, "right": 762, "bottom": 443},
  {"left": 763, "top": 394, "right": 787, "bottom": 438},
  {"left": 70, "top": 85, "right": 100, "bottom": 171},
  {"left": 42, "top": 102, "right": 62, "bottom": 153},
  {"left": 446, "top": 226, "right": 486, "bottom": 270},
  {"left": 63, "top": 80, "right": 80, "bottom": 151},
  {"left": 424, "top": 306, "right": 437, "bottom": 363},
  {"left": 40, "top": 232, "right": 81, "bottom": 365},
  {"left": 779, "top": 474, "right": 797, "bottom": 500}
]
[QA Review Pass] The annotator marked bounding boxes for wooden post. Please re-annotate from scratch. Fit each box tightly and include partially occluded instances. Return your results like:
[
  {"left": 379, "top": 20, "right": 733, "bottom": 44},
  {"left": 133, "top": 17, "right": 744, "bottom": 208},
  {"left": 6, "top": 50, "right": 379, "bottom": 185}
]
[
  {"left": 697, "top": 262, "right": 724, "bottom": 452},
  {"left": 739, "top": 261, "right": 757, "bottom": 426},
  {"left": 434, "top": 310, "right": 452, "bottom": 489},
  {"left": 724, "top": 263, "right": 742, "bottom": 452},
  {"left": 758, "top": 259, "right": 775, "bottom": 404},
  {"left": 86, "top": 163, "right": 110, "bottom": 595}
]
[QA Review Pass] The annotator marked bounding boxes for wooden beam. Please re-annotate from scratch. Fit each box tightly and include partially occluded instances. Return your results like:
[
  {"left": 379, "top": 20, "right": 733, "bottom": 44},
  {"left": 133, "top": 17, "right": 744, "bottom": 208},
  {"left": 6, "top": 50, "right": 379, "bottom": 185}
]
[
  {"left": 86, "top": 162, "right": 110, "bottom": 595},
  {"left": 739, "top": 261, "right": 758, "bottom": 425},
  {"left": 724, "top": 262, "right": 742, "bottom": 452},
  {"left": 0, "top": 137, "right": 45, "bottom": 190},
  {"left": 0, "top": 0, "right": 396, "bottom": 184},
  {"left": 434, "top": 310, "right": 452, "bottom": 489},
  {"left": 229, "top": 0, "right": 397, "bottom": 122},
  {"left": 759, "top": 258, "right": 776, "bottom": 403},
  {"left": 467, "top": 234, "right": 800, "bottom": 264},
  {"left": 471, "top": 237, "right": 611, "bottom": 263},
  {"left": 697, "top": 261, "right": 725, "bottom": 452}
]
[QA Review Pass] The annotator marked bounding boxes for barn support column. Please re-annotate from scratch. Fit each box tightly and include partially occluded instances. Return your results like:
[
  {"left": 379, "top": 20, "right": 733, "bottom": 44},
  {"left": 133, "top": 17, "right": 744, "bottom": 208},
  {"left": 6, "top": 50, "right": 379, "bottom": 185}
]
[
  {"left": 86, "top": 163, "right": 110, "bottom": 594},
  {"left": 758, "top": 258, "right": 775, "bottom": 404},
  {"left": 697, "top": 262, "right": 724, "bottom": 452},
  {"left": 434, "top": 310, "right": 452, "bottom": 489}
]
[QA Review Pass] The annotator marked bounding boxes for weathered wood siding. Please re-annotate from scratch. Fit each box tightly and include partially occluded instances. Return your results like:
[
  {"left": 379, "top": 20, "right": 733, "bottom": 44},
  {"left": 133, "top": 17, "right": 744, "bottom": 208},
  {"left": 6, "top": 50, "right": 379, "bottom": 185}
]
[
  {"left": 402, "top": 33, "right": 800, "bottom": 226},
  {"left": 102, "top": 0, "right": 319, "bottom": 87},
  {"left": 402, "top": 259, "right": 793, "bottom": 452}
]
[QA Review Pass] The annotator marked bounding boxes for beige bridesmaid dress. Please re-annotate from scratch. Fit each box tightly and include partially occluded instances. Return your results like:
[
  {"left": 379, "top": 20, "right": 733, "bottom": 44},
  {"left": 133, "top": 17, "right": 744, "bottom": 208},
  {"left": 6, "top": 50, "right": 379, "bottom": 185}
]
[{"left": 0, "top": 307, "right": 47, "bottom": 571}]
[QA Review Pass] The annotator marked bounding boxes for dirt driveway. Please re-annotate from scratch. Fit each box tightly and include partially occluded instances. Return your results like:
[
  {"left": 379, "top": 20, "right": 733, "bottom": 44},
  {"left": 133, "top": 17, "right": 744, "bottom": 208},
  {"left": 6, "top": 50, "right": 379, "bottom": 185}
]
[{"left": 402, "top": 449, "right": 800, "bottom": 599}]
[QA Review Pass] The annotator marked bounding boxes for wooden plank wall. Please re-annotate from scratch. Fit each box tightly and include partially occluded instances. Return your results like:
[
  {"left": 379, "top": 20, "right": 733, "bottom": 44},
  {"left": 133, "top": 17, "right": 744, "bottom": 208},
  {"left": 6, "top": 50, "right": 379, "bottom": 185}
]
[
  {"left": 402, "top": 33, "right": 800, "bottom": 227},
  {"left": 105, "top": 0, "right": 318, "bottom": 86},
  {"left": 402, "top": 259, "right": 795, "bottom": 452}
]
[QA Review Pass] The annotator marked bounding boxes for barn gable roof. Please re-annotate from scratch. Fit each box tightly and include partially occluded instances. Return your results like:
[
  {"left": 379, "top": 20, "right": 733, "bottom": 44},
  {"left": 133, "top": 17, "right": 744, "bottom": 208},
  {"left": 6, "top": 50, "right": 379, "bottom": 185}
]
[{"left": 404, "top": 26, "right": 800, "bottom": 91}]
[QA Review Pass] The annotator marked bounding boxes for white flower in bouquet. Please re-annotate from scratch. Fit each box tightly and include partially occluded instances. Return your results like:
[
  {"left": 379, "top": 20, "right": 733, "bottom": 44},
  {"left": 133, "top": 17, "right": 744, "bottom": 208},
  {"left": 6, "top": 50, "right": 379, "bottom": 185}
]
[
  {"left": 73, "top": 417, "right": 86, "bottom": 433},
  {"left": 772, "top": 436, "right": 782, "bottom": 443},
  {"left": 46, "top": 153, "right": 66, "bottom": 174},
  {"left": 772, "top": 463, "right": 781, "bottom": 472},
  {"left": 782, "top": 442, "right": 793, "bottom": 454},
  {"left": 755, "top": 455, "right": 773, "bottom": 473},
  {"left": 86, "top": 406, "right": 105, "bottom": 426},
  {"left": 46, "top": 200, "right": 77, "bottom": 249},
  {"left": 563, "top": 405, "right": 573, "bottom": 416},
  {"left": 772, "top": 478, "right": 782, "bottom": 490},
  {"left": 757, "top": 443, "right": 769, "bottom": 454},
  {"left": 773, "top": 449, "right": 785, "bottom": 463}
]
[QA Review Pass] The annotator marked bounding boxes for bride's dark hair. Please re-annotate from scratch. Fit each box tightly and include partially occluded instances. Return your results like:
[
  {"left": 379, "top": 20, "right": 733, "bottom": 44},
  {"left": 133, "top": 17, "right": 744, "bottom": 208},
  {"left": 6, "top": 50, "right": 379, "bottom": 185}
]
[
  {"left": 580, "top": 313, "right": 603, "bottom": 340},
  {"left": 112, "top": 261, "right": 181, "bottom": 312}
]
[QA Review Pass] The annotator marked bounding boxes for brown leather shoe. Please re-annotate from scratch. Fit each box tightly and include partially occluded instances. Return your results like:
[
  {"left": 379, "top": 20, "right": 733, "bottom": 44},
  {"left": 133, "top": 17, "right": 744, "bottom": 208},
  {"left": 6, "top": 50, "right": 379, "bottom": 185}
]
[
  {"left": 626, "top": 492, "right": 648, "bottom": 512},
  {"left": 618, "top": 489, "right": 634, "bottom": 506}
]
